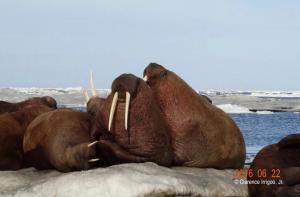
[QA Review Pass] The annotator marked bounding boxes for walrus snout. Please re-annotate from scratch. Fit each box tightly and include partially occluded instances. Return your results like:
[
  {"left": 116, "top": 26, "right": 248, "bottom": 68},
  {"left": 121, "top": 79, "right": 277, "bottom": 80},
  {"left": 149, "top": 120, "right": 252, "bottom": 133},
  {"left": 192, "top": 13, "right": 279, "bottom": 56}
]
[
  {"left": 108, "top": 91, "right": 131, "bottom": 132},
  {"left": 108, "top": 74, "right": 141, "bottom": 132}
]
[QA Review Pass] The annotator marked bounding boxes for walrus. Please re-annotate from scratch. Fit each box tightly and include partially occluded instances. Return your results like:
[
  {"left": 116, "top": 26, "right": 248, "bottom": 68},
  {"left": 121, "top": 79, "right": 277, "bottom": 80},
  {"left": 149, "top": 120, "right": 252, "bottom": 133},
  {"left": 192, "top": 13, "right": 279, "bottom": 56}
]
[
  {"left": 0, "top": 96, "right": 57, "bottom": 114},
  {"left": 0, "top": 105, "right": 54, "bottom": 170},
  {"left": 23, "top": 108, "right": 145, "bottom": 172},
  {"left": 248, "top": 134, "right": 300, "bottom": 197},
  {"left": 91, "top": 74, "right": 173, "bottom": 166},
  {"left": 143, "top": 63, "right": 246, "bottom": 169},
  {"left": 23, "top": 109, "right": 103, "bottom": 172},
  {"left": 86, "top": 96, "right": 105, "bottom": 116}
]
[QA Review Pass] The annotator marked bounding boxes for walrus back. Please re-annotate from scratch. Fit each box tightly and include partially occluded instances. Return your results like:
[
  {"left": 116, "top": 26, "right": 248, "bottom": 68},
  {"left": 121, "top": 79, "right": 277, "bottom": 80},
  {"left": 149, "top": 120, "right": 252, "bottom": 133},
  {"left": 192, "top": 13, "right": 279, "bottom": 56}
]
[{"left": 150, "top": 70, "right": 246, "bottom": 169}]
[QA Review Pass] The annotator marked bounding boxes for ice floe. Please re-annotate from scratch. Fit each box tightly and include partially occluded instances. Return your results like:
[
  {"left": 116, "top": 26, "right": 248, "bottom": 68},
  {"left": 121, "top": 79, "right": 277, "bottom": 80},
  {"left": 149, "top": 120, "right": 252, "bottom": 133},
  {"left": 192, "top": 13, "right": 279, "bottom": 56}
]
[
  {"left": 0, "top": 163, "right": 248, "bottom": 197},
  {"left": 217, "top": 104, "right": 252, "bottom": 114}
]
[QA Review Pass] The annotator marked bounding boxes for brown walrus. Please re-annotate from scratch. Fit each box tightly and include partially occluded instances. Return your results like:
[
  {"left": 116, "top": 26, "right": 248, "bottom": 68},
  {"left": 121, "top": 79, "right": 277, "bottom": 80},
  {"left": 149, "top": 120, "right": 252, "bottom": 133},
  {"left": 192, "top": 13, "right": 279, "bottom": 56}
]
[
  {"left": 23, "top": 109, "right": 104, "bottom": 172},
  {"left": 86, "top": 96, "right": 106, "bottom": 116},
  {"left": 0, "top": 96, "right": 57, "bottom": 114},
  {"left": 0, "top": 105, "right": 54, "bottom": 170},
  {"left": 23, "top": 108, "right": 142, "bottom": 172},
  {"left": 91, "top": 74, "right": 173, "bottom": 166},
  {"left": 248, "top": 134, "right": 300, "bottom": 197},
  {"left": 143, "top": 63, "right": 246, "bottom": 169}
]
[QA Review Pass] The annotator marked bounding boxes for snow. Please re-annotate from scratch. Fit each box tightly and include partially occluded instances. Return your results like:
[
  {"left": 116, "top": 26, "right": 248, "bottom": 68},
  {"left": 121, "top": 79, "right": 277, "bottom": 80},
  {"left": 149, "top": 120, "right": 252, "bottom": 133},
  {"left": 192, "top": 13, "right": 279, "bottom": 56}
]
[
  {"left": 201, "top": 90, "right": 300, "bottom": 98},
  {"left": 256, "top": 111, "right": 274, "bottom": 115},
  {"left": 0, "top": 163, "right": 248, "bottom": 197},
  {"left": 217, "top": 104, "right": 276, "bottom": 114},
  {"left": 217, "top": 104, "right": 252, "bottom": 114},
  {"left": 249, "top": 91, "right": 300, "bottom": 98}
]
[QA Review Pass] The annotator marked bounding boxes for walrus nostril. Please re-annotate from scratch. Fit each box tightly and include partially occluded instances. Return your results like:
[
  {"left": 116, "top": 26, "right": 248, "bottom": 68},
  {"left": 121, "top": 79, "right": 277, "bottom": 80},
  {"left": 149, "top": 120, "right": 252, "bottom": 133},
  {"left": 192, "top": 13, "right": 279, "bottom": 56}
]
[
  {"left": 108, "top": 92, "right": 119, "bottom": 131},
  {"left": 125, "top": 91, "right": 131, "bottom": 131}
]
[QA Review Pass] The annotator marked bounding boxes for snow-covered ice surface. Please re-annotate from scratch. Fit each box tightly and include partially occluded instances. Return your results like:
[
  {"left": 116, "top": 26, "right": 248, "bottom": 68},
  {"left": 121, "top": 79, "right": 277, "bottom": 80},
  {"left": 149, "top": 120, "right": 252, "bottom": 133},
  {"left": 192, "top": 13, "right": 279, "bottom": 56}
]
[
  {"left": 0, "top": 163, "right": 247, "bottom": 197},
  {"left": 1, "top": 88, "right": 300, "bottom": 112}
]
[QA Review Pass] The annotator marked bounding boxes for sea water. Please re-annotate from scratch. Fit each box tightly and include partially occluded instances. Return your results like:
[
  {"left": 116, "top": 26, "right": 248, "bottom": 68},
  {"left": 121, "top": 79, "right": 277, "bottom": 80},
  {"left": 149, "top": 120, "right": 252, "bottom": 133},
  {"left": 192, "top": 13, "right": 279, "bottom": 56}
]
[{"left": 231, "top": 112, "right": 300, "bottom": 163}]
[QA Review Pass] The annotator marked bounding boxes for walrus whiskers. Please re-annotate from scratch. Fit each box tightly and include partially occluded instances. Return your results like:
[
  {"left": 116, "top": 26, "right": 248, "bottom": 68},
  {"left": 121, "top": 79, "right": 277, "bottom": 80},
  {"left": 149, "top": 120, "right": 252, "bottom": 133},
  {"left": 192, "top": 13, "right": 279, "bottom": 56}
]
[
  {"left": 108, "top": 92, "right": 119, "bottom": 131},
  {"left": 125, "top": 92, "right": 130, "bottom": 131},
  {"left": 90, "top": 71, "right": 97, "bottom": 96}
]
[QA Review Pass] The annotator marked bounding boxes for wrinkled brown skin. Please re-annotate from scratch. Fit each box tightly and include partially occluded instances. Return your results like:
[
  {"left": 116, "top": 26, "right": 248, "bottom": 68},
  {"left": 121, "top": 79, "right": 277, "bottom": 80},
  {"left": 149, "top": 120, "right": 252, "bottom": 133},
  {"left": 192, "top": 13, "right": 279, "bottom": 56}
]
[
  {"left": 0, "top": 96, "right": 57, "bottom": 114},
  {"left": 92, "top": 74, "right": 173, "bottom": 166},
  {"left": 248, "top": 134, "right": 300, "bottom": 197},
  {"left": 23, "top": 109, "right": 104, "bottom": 172},
  {"left": 0, "top": 105, "right": 54, "bottom": 170},
  {"left": 143, "top": 63, "right": 246, "bottom": 169}
]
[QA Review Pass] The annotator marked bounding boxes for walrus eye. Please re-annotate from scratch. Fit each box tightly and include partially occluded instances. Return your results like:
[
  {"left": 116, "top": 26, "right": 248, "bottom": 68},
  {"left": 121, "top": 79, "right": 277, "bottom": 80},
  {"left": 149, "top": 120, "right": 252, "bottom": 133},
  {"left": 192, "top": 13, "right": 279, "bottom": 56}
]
[
  {"left": 108, "top": 92, "right": 119, "bottom": 131},
  {"left": 125, "top": 91, "right": 131, "bottom": 131}
]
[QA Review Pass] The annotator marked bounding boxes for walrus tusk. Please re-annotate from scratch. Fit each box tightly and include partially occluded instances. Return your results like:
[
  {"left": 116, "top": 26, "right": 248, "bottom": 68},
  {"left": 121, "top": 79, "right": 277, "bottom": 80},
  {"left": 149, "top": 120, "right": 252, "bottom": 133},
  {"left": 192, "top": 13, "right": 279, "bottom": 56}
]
[
  {"left": 88, "top": 158, "right": 100, "bottom": 163},
  {"left": 125, "top": 92, "right": 131, "bottom": 130},
  {"left": 83, "top": 88, "right": 90, "bottom": 102},
  {"left": 108, "top": 92, "right": 119, "bottom": 131},
  {"left": 90, "top": 71, "right": 97, "bottom": 96},
  {"left": 143, "top": 75, "right": 148, "bottom": 82},
  {"left": 88, "top": 141, "right": 98, "bottom": 147}
]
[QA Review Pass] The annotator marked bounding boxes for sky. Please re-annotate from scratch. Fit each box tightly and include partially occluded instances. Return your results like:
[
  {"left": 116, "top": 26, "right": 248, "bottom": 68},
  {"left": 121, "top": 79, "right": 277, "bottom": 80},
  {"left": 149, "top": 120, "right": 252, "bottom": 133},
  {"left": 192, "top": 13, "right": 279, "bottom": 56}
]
[{"left": 0, "top": 0, "right": 299, "bottom": 90}]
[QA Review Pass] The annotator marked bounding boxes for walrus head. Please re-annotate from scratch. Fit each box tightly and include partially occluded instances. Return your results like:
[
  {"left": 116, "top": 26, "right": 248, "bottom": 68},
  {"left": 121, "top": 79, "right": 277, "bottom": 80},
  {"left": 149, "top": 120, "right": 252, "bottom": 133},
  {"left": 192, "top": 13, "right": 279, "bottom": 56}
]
[
  {"left": 108, "top": 74, "right": 140, "bottom": 132},
  {"left": 84, "top": 71, "right": 105, "bottom": 116},
  {"left": 40, "top": 96, "right": 57, "bottom": 109},
  {"left": 20, "top": 96, "right": 57, "bottom": 109},
  {"left": 143, "top": 63, "right": 168, "bottom": 84}
]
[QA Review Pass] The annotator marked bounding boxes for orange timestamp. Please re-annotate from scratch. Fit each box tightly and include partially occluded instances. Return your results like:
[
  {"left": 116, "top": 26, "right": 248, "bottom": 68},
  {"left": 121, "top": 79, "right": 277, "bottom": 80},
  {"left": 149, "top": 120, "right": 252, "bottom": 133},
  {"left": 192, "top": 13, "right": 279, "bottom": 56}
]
[{"left": 233, "top": 168, "right": 282, "bottom": 179}]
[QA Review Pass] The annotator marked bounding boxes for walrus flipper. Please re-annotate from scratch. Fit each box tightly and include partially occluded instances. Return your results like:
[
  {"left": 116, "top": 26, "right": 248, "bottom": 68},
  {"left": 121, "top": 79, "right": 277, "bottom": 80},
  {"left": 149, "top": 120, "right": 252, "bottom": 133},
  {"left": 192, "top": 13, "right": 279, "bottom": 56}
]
[
  {"left": 97, "top": 140, "right": 147, "bottom": 163},
  {"left": 278, "top": 134, "right": 300, "bottom": 149}
]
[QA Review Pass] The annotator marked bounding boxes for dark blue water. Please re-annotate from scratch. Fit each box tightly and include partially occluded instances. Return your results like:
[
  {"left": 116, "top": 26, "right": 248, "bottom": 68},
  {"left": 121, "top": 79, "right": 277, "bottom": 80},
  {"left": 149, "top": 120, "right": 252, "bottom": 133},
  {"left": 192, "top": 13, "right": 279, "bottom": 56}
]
[{"left": 230, "top": 112, "right": 300, "bottom": 163}]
